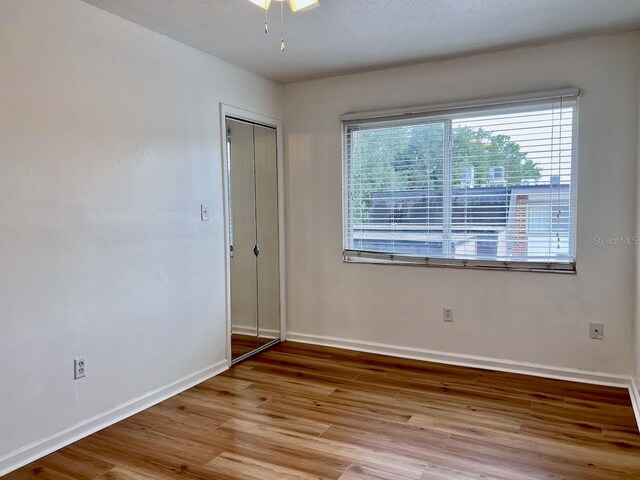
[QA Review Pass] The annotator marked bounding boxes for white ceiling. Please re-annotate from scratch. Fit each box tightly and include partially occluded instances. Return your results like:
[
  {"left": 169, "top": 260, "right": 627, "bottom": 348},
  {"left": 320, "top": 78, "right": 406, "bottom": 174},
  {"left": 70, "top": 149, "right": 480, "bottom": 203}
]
[{"left": 81, "top": 0, "right": 640, "bottom": 83}]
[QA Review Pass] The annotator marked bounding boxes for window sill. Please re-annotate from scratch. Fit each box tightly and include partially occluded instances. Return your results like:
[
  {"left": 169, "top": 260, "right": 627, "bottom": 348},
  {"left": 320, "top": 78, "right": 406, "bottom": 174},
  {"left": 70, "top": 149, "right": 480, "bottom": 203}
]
[{"left": 343, "top": 251, "right": 577, "bottom": 274}]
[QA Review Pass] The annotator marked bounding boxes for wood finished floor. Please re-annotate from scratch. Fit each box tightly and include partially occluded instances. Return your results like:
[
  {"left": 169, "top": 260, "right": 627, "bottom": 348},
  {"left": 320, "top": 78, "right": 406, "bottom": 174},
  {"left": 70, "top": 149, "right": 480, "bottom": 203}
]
[
  {"left": 231, "top": 334, "right": 259, "bottom": 359},
  {"left": 6, "top": 341, "right": 640, "bottom": 480}
]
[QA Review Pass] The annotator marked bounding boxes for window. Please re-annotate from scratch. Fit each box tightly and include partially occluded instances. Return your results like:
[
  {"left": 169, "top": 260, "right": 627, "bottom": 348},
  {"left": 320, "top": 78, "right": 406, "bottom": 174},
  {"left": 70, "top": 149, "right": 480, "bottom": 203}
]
[{"left": 342, "top": 89, "right": 578, "bottom": 272}]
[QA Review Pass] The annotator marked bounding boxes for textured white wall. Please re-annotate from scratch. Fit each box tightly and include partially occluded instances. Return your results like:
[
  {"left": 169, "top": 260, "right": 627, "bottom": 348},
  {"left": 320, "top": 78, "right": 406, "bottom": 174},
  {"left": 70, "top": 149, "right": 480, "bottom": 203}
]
[
  {"left": 0, "top": 0, "right": 282, "bottom": 461},
  {"left": 636, "top": 77, "right": 640, "bottom": 389},
  {"left": 284, "top": 33, "right": 640, "bottom": 375}
]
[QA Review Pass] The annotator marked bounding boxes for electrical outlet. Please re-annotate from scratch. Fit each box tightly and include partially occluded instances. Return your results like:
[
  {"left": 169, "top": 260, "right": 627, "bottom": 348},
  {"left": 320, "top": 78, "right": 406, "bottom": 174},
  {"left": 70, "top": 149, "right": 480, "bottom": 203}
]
[
  {"left": 443, "top": 308, "right": 454, "bottom": 322},
  {"left": 590, "top": 322, "right": 603, "bottom": 340},
  {"left": 74, "top": 357, "right": 86, "bottom": 379},
  {"left": 201, "top": 204, "right": 210, "bottom": 222}
]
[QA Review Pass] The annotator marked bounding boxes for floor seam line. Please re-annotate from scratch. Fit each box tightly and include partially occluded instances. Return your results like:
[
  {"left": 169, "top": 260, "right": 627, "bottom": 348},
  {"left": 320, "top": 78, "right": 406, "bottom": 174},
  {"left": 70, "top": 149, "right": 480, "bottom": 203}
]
[
  {"left": 317, "top": 423, "right": 333, "bottom": 438},
  {"left": 337, "top": 463, "right": 354, "bottom": 480}
]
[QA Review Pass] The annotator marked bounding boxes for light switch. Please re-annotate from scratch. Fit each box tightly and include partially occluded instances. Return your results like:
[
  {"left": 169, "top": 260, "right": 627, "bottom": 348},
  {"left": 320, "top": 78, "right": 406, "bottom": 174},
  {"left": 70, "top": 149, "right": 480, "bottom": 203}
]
[{"left": 201, "top": 204, "right": 210, "bottom": 221}]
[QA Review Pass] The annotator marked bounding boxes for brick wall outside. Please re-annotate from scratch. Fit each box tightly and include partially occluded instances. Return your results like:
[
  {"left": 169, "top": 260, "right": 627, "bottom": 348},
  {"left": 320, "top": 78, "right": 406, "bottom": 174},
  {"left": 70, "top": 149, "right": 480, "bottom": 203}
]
[{"left": 512, "top": 195, "right": 528, "bottom": 257}]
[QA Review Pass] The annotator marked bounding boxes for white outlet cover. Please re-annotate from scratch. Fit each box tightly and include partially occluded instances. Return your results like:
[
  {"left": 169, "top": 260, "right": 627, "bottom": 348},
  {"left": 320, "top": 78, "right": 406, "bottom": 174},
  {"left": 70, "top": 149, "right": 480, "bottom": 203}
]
[
  {"left": 74, "top": 357, "right": 86, "bottom": 379},
  {"left": 590, "top": 322, "right": 604, "bottom": 340}
]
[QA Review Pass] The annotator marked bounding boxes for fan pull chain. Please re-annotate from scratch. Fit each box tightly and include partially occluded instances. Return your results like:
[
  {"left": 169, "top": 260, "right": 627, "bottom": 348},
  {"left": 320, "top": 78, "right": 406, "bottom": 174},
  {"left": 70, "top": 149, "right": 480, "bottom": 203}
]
[
  {"left": 280, "top": 1, "right": 286, "bottom": 52},
  {"left": 264, "top": 5, "right": 268, "bottom": 34}
]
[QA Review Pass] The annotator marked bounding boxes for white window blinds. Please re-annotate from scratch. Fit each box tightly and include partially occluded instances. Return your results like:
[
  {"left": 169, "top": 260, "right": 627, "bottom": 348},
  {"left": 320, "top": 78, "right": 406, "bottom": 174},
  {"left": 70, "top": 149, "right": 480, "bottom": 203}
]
[{"left": 342, "top": 89, "right": 578, "bottom": 272}]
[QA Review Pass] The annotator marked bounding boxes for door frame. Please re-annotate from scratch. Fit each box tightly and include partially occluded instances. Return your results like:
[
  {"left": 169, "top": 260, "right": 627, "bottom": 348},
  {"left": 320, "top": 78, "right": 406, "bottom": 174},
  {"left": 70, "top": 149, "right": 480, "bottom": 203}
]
[{"left": 219, "top": 104, "right": 286, "bottom": 366}]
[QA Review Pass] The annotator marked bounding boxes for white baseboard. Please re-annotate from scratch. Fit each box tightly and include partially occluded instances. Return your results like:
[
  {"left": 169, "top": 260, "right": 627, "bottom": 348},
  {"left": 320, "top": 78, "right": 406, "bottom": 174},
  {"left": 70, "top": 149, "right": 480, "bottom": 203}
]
[
  {"left": 630, "top": 378, "right": 640, "bottom": 430},
  {"left": 0, "top": 359, "right": 229, "bottom": 477},
  {"left": 232, "top": 325, "right": 279, "bottom": 339},
  {"left": 286, "top": 332, "right": 632, "bottom": 388}
]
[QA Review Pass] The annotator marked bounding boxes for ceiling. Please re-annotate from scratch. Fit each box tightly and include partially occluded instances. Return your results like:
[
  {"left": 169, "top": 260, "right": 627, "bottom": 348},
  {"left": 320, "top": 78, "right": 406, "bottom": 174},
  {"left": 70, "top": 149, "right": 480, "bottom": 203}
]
[{"left": 81, "top": 0, "right": 640, "bottom": 83}]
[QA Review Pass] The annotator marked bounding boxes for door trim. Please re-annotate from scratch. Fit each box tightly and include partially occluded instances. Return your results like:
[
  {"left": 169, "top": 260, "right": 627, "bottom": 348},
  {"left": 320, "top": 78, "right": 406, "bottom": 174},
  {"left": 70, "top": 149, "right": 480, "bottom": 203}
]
[{"left": 220, "top": 104, "right": 286, "bottom": 366}]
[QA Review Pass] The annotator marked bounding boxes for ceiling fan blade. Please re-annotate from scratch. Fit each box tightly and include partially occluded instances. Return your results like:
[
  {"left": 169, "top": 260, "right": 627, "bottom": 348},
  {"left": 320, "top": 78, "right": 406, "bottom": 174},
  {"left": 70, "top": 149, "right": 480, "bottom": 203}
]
[
  {"left": 247, "top": 0, "right": 272, "bottom": 9},
  {"left": 288, "top": 0, "right": 319, "bottom": 13}
]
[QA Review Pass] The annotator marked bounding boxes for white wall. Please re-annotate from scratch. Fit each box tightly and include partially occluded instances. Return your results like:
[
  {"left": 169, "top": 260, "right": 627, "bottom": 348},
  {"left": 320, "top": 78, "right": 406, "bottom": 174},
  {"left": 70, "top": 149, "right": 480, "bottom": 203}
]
[
  {"left": 0, "top": 0, "right": 283, "bottom": 468},
  {"left": 635, "top": 77, "right": 640, "bottom": 391},
  {"left": 284, "top": 33, "right": 640, "bottom": 376}
]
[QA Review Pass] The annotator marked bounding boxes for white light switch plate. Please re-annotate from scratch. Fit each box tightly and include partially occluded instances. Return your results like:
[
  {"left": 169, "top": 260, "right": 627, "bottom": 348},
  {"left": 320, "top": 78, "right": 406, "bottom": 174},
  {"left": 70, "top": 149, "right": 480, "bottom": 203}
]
[{"left": 201, "top": 204, "right": 210, "bottom": 221}]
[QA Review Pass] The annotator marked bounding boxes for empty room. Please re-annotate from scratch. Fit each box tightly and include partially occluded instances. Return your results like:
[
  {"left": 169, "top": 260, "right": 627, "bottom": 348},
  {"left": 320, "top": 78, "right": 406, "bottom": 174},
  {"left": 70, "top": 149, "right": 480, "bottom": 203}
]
[{"left": 3, "top": 0, "right": 640, "bottom": 478}]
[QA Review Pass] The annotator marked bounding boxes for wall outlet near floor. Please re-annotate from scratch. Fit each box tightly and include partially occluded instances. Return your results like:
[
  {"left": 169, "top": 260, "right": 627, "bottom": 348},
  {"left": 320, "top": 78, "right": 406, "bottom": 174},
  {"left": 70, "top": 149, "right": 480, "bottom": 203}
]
[
  {"left": 590, "top": 322, "right": 604, "bottom": 340},
  {"left": 443, "top": 308, "right": 454, "bottom": 322},
  {"left": 74, "top": 357, "right": 86, "bottom": 379}
]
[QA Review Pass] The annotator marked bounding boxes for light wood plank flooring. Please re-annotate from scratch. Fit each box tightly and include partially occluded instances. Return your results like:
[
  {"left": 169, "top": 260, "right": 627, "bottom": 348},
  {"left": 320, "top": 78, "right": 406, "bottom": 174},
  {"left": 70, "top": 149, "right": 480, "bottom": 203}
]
[
  {"left": 231, "top": 334, "right": 259, "bottom": 359},
  {"left": 6, "top": 341, "right": 640, "bottom": 479}
]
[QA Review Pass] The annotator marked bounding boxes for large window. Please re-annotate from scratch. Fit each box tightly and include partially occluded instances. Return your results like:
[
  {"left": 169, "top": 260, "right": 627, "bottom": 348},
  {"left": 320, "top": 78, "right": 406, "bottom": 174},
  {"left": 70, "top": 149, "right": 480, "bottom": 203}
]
[{"left": 342, "top": 90, "right": 578, "bottom": 272}]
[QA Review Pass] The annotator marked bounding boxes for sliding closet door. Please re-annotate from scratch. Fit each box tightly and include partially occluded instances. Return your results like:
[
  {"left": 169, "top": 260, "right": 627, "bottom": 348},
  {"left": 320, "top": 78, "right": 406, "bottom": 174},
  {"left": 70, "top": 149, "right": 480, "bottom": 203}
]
[
  {"left": 254, "top": 125, "right": 280, "bottom": 347},
  {"left": 227, "top": 119, "right": 259, "bottom": 360}
]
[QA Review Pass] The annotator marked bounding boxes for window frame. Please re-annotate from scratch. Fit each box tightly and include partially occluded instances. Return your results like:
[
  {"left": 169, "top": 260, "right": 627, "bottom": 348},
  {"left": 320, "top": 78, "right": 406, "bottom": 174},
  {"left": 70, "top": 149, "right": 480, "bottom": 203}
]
[{"left": 341, "top": 88, "right": 579, "bottom": 273}]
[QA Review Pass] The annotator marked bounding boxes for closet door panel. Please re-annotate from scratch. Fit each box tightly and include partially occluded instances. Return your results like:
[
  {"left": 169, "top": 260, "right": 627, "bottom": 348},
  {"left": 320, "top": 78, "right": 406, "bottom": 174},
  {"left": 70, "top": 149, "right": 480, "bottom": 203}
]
[
  {"left": 227, "top": 119, "right": 259, "bottom": 359},
  {"left": 254, "top": 125, "right": 280, "bottom": 346}
]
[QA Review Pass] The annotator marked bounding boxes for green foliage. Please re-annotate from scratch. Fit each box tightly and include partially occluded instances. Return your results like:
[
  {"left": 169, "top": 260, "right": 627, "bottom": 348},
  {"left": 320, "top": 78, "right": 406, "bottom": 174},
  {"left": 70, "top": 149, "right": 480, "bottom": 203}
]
[
  {"left": 349, "top": 124, "right": 541, "bottom": 223},
  {"left": 391, "top": 123, "right": 445, "bottom": 190},
  {"left": 451, "top": 126, "right": 540, "bottom": 187}
]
